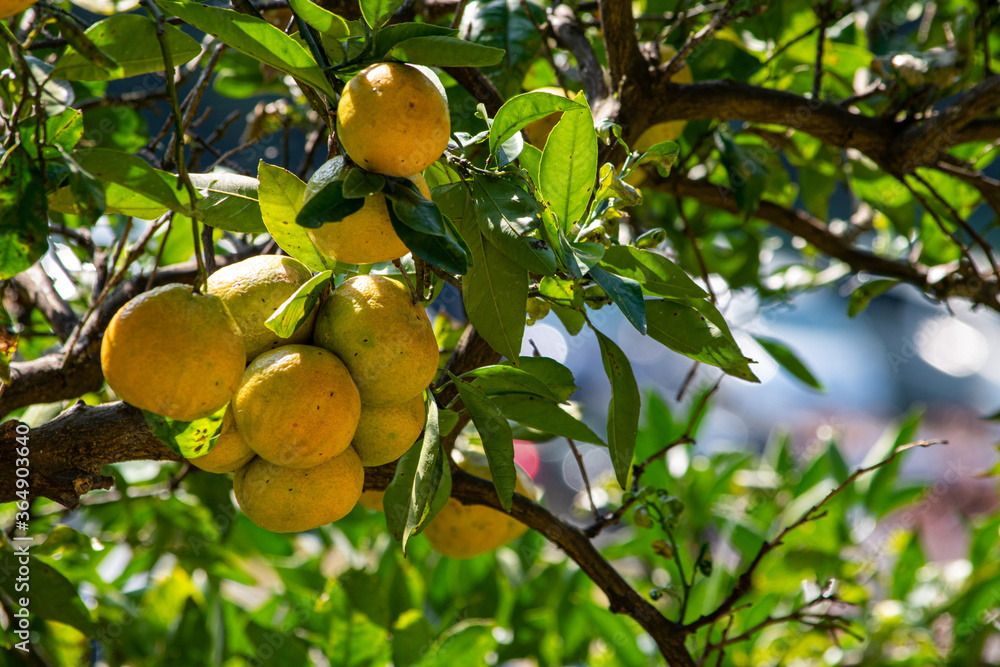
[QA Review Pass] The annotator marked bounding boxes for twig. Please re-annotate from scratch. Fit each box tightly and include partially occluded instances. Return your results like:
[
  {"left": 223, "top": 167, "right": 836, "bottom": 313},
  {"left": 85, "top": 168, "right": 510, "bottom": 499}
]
[
  {"left": 812, "top": 0, "right": 832, "bottom": 100},
  {"left": 676, "top": 197, "right": 716, "bottom": 302},
  {"left": 909, "top": 170, "right": 1000, "bottom": 277},
  {"left": 449, "top": 0, "right": 469, "bottom": 29},
  {"left": 663, "top": 0, "right": 739, "bottom": 79},
  {"left": 685, "top": 439, "right": 946, "bottom": 631},
  {"left": 567, "top": 438, "right": 602, "bottom": 522},
  {"left": 633, "top": 377, "right": 719, "bottom": 492},
  {"left": 393, "top": 259, "right": 420, "bottom": 304}
]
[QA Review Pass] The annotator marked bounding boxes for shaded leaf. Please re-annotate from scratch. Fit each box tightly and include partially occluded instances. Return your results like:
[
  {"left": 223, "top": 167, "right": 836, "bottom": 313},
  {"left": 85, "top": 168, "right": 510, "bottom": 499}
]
[
  {"left": 383, "top": 396, "right": 450, "bottom": 553},
  {"left": 500, "top": 356, "right": 578, "bottom": 401},
  {"left": 0, "top": 147, "right": 48, "bottom": 279},
  {"left": 451, "top": 372, "right": 516, "bottom": 511},
  {"left": 461, "top": 364, "right": 561, "bottom": 401},
  {"left": 459, "top": 205, "right": 527, "bottom": 362},
  {"left": 589, "top": 266, "right": 646, "bottom": 334},
  {"left": 471, "top": 176, "right": 555, "bottom": 274},
  {"left": 596, "top": 329, "right": 640, "bottom": 488},
  {"left": 646, "top": 299, "right": 759, "bottom": 382}
]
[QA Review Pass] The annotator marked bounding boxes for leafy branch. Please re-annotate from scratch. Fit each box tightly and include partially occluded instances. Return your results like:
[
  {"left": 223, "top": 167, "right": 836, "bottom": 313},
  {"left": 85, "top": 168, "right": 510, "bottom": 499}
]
[{"left": 684, "top": 439, "right": 947, "bottom": 633}]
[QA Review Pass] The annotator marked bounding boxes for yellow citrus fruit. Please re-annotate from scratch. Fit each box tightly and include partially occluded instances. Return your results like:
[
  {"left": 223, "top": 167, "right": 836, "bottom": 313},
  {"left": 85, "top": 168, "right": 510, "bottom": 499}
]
[
  {"left": 352, "top": 393, "right": 426, "bottom": 467},
  {"left": 207, "top": 255, "right": 316, "bottom": 362},
  {"left": 185, "top": 404, "right": 255, "bottom": 474},
  {"left": 633, "top": 45, "right": 694, "bottom": 153},
  {"left": 307, "top": 173, "right": 431, "bottom": 265},
  {"left": 101, "top": 283, "right": 244, "bottom": 421},
  {"left": 233, "top": 344, "right": 361, "bottom": 469},
  {"left": 0, "top": 0, "right": 37, "bottom": 19},
  {"left": 423, "top": 453, "right": 536, "bottom": 559},
  {"left": 313, "top": 274, "right": 438, "bottom": 406},
  {"left": 359, "top": 490, "right": 384, "bottom": 512},
  {"left": 233, "top": 446, "right": 364, "bottom": 532},
  {"left": 522, "top": 87, "right": 568, "bottom": 148},
  {"left": 336, "top": 62, "right": 450, "bottom": 177}
]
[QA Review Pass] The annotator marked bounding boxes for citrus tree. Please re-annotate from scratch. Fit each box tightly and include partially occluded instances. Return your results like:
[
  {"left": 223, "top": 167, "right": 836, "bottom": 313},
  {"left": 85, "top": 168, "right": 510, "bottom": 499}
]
[{"left": 1, "top": 0, "right": 999, "bottom": 665}]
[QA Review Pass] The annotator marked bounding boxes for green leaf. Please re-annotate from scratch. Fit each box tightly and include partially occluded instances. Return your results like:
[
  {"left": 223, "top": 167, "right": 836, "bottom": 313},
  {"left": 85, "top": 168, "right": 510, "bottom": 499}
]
[
  {"left": 489, "top": 90, "right": 585, "bottom": 159},
  {"left": 156, "top": 0, "right": 336, "bottom": 97},
  {"left": 470, "top": 176, "right": 555, "bottom": 274},
  {"left": 460, "top": 365, "right": 561, "bottom": 401},
  {"left": 383, "top": 396, "right": 450, "bottom": 553},
  {"left": 459, "top": 206, "right": 527, "bottom": 362},
  {"left": 538, "top": 104, "right": 597, "bottom": 229},
  {"left": 715, "top": 127, "right": 766, "bottom": 216},
  {"left": 361, "top": 0, "right": 406, "bottom": 29},
  {"left": 518, "top": 142, "right": 542, "bottom": 187},
  {"left": 51, "top": 14, "right": 201, "bottom": 81},
  {"left": 265, "top": 271, "right": 332, "bottom": 338},
  {"left": 374, "top": 23, "right": 458, "bottom": 59},
  {"left": 588, "top": 266, "right": 646, "bottom": 334},
  {"left": 847, "top": 279, "right": 898, "bottom": 317},
  {"left": 451, "top": 372, "right": 516, "bottom": 512},
  {"left": 645, "top": 299, "right": 760, "bottom": 382},
  {"left": 412, "top": 623, "right": 497, "bottom": 667},
  {"left": 287, "top": 0, "right": 350, "bottom": 37},
  {"left": 595, "top": 329, "right": 639, "bottom": 489},
  {"left": 342, "top": 168, "right": 386, "bottom": 199},
  {"left": 143, "top": 406, "right": 227, "bottom": 459},
  {"left": 257, "top": 161, "right": 332, "bottom": 272},
  {"left": 458, "top": 0, "right": 545, "bottom": 98},
  {"left": 20, "top": 108, "right": 84, "bottom": 159},
  {"left": 500, "top": 356, "right": 578, "bottom": 401},
  {"left": 296, "top": 180, "right": 366, "bottom": 229},
  {"left": 892, "top": 533, "right": 924, "bottom": 600},
  {"left": 493, "top": 394, "right": 605, "bottom": 445},
  {"left": 387, "top": 36, "right": 505, "bottom": 68},
  {"left": 384, "top": 178, "right": 449, "bottom": 236},
  {"left": 633, "top": 140, "right": 679, "bottom": 177},
  {"left": 0, "top": 552, "right": 99, "bottom": 635},
  {"left": 0, "top": 147, "right": 48, "bottom": 280},
  {"left": 188, "top": 172, "right": 266, "bottom": 233},
  {"left": 753, "top": 335, "right": 823, "bottom": 391},
  {"left": 599, "top": 245, "right": 707, "bottom": 299},
  {"left": 0, "top": 306, "right": 16, "bottom": 385},
  {"left": 392, "top": 611, "right": 434, "bottom": 667},
  {"left": 73, "top": 148, "right": 195, "bottom": 217},
  {"left": 387, "top": 204, "right": 470, "bottom": 275}
]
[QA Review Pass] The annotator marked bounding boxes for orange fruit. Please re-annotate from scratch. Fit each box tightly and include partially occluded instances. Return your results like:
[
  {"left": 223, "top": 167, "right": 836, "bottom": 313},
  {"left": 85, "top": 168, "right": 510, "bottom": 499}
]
[
  {"left": 100, "top": 284, "right": 244, "bottom": 421},
  {"left": 336, "top": 62, "right": 450, "bottom": 177},
  {"left": 233, "top": 344, "right": 361, "bottom": 469},
  {"left": 313, "top": 275, "right": 439, "bottom": 405}
]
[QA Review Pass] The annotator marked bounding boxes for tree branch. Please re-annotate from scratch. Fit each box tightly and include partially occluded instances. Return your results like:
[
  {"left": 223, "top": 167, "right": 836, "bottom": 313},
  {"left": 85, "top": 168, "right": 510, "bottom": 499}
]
[
  {"left": 366, "top": 464, "right": 697, "bottom": 666},
  {"left": 0, "top": 401, "right": 180, "bottom": 510},
  {"left": 598, "top": 0, "right": 644, "bottom": 90},
  {"left": 892, "top": 75, "right": 1000, "bottom": 173},
  {"left": 1, "top": 252, "right": 256, "bottom": 418},
  {"left": 12, "top": 264, "right": 78, "bottom": 341},
  {"left": 548, "top": 4, "right": 609, "bottom": 103},
  {"left": 660, "top": 176, "right": 1000, "bottom": 313}
]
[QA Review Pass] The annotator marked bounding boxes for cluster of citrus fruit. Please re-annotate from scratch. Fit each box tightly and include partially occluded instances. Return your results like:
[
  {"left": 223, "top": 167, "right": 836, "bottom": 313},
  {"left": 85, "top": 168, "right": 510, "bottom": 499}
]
[
  {"left": 101, "top": 257, "right": 438, "bottom": 532},
  {"left": 99, "top": 62, "right": 535, "bottom": 558}
]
